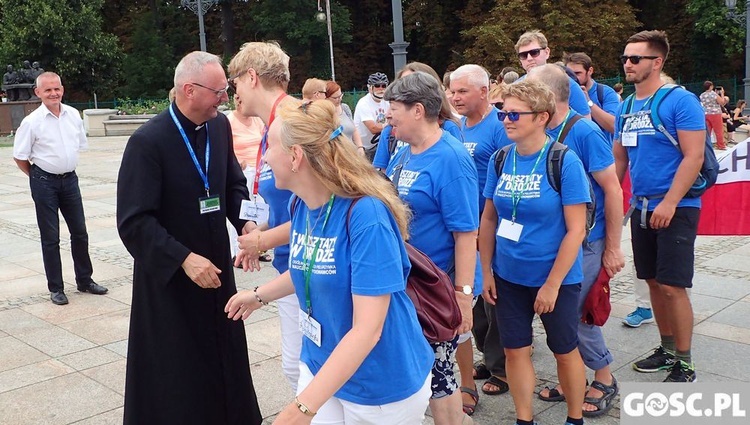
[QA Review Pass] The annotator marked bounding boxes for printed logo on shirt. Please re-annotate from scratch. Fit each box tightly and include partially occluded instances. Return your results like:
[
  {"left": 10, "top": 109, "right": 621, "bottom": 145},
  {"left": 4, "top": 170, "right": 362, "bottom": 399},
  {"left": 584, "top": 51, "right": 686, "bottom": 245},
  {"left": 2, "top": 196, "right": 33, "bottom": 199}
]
[
  {"left": 376, "top": 108, "right": 387, "bottom": 124},
  {"left": 463, "top": 142, "right": 477, "bottom": 157},
  {"left": 396, "top": 170, "right": 421, "bottom": 196},
  {"left": 259, "top": 162, "right": 273, "bottom": 182},
  {"left": 494, "top": 173, "right": 543, "bottom": 199},
  {"left": 290, "top": 230, "right": 338, "bottom": 275},
  {"left": 623, "top": 111, "right": 656, "bottom": 135}
]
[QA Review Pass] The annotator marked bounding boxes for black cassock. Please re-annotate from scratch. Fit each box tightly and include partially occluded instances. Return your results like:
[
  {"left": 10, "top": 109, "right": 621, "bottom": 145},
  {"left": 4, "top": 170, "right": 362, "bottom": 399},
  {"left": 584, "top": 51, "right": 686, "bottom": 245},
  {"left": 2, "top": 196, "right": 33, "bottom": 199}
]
[{"left": 117, "top": 104, "right": 262, "bottom": 424}]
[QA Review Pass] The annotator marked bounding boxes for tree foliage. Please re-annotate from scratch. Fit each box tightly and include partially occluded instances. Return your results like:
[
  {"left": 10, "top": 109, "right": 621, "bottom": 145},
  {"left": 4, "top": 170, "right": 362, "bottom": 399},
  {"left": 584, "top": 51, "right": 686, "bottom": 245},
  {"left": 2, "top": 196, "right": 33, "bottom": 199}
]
[
  {"left": 0, "top": 0, "right": 122, "bottom": 99},
  {"left": 461, "top": 0, "right": 640, "bottom": 77},
  {"left": 1, "top": 0, "right": 747, "bottom": 100}
]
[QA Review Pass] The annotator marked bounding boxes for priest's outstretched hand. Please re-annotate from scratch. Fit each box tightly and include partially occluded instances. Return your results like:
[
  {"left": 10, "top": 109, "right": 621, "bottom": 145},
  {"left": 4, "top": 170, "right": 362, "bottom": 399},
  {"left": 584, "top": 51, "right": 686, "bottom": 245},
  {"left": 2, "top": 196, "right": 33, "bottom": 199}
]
[{"left": 181, "top": 252, "right": 222, "bottom": 288}]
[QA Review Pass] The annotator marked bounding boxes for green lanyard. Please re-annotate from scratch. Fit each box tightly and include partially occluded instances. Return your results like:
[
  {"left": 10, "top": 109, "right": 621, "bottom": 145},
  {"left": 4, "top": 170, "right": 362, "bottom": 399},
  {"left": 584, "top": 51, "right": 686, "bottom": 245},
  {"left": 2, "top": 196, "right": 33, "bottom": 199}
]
[
  {"left": 303, "top": 194, "right": 335, "bottom": 316},
  {"left": 510, "top": 137, "right": 550, "bottom": 222}
]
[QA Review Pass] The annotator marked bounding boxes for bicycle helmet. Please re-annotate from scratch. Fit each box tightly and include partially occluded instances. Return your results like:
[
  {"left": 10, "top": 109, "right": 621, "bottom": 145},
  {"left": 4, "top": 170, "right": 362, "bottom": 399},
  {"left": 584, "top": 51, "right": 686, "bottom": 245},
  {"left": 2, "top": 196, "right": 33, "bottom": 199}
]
[{"left": 367, "top": 72, "right": 389, "bottom": 86}]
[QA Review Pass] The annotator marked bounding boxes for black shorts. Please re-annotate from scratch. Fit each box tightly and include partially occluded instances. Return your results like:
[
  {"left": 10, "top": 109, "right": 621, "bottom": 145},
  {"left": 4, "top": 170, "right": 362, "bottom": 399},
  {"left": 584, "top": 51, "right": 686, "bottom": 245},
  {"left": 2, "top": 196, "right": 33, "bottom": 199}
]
[
  {"left": 631, "top": 207, "right": 699, "bottom": 288},
  {"left": 493, "top": 275, "right": 580, "bottom": 354}
]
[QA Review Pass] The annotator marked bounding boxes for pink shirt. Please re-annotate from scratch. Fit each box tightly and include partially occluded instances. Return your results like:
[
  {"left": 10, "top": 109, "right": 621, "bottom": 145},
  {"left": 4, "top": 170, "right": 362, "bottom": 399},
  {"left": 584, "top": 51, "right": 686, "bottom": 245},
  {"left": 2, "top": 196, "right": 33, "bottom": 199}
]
[{"left": 227, "top": 112, "right": 264, "bottom": 167}]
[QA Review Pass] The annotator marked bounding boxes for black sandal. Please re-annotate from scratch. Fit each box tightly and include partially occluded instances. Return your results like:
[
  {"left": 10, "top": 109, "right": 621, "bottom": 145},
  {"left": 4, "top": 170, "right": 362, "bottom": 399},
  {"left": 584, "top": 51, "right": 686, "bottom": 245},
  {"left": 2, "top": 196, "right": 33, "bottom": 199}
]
[
  {"left": 583, "top": 376, "right": 618, "bottom": 418},
  {"left": 473, "top": 362, "right": 491, "bottom": 380},
  {"left": 481, "top": 375, "right": 509, "bottom": 395},
  {"left": 538, "top": 385, "right": 565, "bottom": 402}
]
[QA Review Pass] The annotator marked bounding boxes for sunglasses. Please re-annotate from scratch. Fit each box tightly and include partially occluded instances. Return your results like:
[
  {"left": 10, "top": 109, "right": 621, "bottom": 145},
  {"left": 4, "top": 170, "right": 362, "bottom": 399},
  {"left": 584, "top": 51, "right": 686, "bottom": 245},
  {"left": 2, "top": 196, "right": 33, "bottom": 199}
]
[
  {"left": 492, "top": 101, "right": 504, "bottom": 110},
  {"left": 497, "top": 110, "right": 537, "bottom": 122},
  {"left": 227, "top": 69, "right": 249, "bottom": 92},
  {"left": 517, "top": 48, "right": 544, "bottom": 60},
  {"left": 372, "top": 84, "right": 387, "bottom": 89},
  {"left": 620, "top": 55, "right": 659, "bottom": 65}
]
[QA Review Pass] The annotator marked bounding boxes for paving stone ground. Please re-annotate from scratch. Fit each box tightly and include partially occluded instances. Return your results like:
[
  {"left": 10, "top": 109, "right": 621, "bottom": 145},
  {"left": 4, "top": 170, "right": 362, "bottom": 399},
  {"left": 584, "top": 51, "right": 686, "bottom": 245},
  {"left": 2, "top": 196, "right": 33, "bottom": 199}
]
[{"left": 1, "top": 134, "right": 749, "bottom": 424}]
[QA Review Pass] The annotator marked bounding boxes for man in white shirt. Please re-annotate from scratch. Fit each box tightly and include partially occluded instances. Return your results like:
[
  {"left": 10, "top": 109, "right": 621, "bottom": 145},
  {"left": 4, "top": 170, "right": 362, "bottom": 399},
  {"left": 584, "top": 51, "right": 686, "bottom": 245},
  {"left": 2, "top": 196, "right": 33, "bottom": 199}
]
[
  {"left": 354, "top": 72, "right": 390, "bottom": 150},
  {"left": 13, "top": 72, "right": 107, "bottom": 305}
]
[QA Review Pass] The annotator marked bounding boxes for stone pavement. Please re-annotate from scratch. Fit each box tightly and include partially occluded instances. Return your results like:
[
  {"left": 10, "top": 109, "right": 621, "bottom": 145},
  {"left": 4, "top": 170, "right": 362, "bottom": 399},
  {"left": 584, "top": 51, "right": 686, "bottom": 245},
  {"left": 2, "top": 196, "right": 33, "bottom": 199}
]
[{"left": 1, "top": 134, "right": 749, "bottom": 424}]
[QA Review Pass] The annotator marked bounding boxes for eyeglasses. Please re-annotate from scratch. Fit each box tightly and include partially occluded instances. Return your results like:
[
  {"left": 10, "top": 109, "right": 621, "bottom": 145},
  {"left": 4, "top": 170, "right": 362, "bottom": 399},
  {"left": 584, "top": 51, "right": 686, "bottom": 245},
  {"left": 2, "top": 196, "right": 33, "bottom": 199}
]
[
  {"left": 191, "top": 82, "right": 230, "bottom": 98},
  {"left": 620, "top": 55, "right": 659, "bottom": 65},
  {"left": 497, "top": 110, "right": 537, "bottom": 122},
  {"left": 330, "top": 94, "right": 343, "bottom": 100},
  {"left": 227, "top": 69, "right": 248, "bottom": 92},
  {"left": 517, "top": 48, "right": 544, "bottom": 60}
]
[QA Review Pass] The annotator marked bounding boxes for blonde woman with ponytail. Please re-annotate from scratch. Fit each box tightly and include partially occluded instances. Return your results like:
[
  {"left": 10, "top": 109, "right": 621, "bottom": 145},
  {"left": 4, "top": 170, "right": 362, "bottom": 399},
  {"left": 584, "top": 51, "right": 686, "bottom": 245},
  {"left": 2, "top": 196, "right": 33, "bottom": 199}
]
[{"left": 225, "top": 100, "right": 433, "bottom": 424}]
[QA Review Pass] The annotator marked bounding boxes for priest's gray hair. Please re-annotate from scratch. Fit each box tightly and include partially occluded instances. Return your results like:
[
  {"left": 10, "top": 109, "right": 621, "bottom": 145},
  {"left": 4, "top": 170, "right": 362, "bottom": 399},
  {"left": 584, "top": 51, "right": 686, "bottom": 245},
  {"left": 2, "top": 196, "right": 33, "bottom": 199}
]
[
  {"left": 450, "top": 64, "right": 490, "bottom": 89},
  {"left": 174, "top": 51, "right": 223, "bottom": 87}
]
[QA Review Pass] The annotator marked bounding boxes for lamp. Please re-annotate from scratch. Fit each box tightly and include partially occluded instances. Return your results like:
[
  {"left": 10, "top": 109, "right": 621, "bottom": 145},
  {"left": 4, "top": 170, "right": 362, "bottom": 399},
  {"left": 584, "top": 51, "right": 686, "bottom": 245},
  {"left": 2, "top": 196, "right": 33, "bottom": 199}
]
[{"left": 316, "top": 0, "right": 335, "bottom": 80}]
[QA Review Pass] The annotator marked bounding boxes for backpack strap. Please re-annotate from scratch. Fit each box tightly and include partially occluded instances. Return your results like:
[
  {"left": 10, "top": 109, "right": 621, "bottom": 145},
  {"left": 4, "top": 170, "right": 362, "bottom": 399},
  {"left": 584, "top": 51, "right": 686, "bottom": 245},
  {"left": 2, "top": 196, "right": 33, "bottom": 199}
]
[
  {"left": 649, "top": 84, "right": 681, "bottom": 148},
  {"left": 596, "top": 82, "right": 605, "bottom": 107},
  {"left": 545, "top": 142, "right": 569, "bottom": 193},
  {"left": 492, "top": 144, "right": 514, "bottom": 177},
  {"left": 618, "top": 93, "right": 636, "bottom": 136},
  {"left": 290, "top": 196, "right": 301, "bottom": 219}
]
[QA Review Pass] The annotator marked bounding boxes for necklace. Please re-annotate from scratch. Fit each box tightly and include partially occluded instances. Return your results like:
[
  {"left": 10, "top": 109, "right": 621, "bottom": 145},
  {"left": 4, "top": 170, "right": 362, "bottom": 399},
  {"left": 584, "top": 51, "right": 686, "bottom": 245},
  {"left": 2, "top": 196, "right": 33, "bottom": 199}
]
[{"left": 469, "top": 104, "right": 492, "bottom": 126}]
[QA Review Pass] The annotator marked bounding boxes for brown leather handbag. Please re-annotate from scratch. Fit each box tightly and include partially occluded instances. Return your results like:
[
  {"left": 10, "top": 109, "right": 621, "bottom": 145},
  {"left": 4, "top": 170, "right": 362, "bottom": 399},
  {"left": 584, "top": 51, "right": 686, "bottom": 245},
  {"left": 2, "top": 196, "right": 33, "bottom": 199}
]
[
  {"left": 403, "top": 242, "right": 462, "bottom": 343},
  {"left": 345, "top": 198, "right": 462, "bottom": 343}
]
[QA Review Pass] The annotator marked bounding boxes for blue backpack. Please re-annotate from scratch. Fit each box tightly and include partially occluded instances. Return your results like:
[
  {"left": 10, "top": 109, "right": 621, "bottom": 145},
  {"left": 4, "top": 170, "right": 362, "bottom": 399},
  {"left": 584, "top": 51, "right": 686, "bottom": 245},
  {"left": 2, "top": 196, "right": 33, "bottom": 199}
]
[{"left": 619, "top": 84, "right": 719, "bottom": 198}]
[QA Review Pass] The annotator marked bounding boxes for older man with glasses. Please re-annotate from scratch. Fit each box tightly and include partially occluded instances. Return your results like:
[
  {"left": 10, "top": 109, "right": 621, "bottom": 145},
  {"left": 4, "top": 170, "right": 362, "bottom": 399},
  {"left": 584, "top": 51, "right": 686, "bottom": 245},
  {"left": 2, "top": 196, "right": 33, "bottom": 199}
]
[
  {"left": 514, "top": 30, "right": 591, "bottom": 119},
  {"left": 117, "top": 50, "right": 262, "bottom": 425}
]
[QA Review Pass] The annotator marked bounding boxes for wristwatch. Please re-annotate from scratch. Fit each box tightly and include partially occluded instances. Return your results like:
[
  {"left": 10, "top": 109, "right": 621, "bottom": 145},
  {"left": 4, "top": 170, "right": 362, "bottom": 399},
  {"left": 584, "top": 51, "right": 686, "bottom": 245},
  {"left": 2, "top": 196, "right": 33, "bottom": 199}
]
[
  {"left": 294, "top": 397, "right": 317, "bottom": 417},
  {"left": 587, "top": 99, "right": 594, "bottom": 107},
  {"left": 456, "top": 285, "right": 473, "bottom": 295}
]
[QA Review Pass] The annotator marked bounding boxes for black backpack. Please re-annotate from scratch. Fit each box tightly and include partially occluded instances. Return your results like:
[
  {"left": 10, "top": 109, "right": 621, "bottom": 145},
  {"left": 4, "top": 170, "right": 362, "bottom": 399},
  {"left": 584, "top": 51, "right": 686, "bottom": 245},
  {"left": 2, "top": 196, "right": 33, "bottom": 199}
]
[{"left": 493, "top": 115, "right": 596, "bottom": 242}]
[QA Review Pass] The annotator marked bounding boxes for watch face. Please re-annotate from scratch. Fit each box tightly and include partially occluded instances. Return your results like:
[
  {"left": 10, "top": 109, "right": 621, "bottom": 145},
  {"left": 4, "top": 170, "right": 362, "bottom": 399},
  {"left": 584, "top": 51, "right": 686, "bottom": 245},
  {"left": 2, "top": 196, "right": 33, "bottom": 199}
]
[{"left": 463, "top": 285, "right": 472, "bottom": 295}]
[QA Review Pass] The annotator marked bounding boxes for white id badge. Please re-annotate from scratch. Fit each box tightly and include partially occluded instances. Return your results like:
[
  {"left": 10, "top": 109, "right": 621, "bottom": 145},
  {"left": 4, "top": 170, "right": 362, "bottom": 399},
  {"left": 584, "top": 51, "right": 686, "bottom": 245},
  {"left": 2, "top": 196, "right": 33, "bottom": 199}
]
[
  {"left": 239, "top": 198, "right": 270, "bottom": 223},
  {"left": 298, "top": 310, "right": 322, "bottom": 347},
  {"left": 621, "top": 132, "right": 638, "bottom": 147},
  {"left": 497, "top": 218, "right": 523, "bottom": 242}
]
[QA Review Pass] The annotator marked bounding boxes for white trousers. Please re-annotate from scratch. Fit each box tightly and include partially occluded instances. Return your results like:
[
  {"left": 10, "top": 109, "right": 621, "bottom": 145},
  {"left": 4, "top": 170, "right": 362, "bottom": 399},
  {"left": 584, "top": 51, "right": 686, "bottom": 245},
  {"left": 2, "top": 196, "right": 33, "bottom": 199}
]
[{"left": 296, "top": 362, "right": 431, "bottom": 425}]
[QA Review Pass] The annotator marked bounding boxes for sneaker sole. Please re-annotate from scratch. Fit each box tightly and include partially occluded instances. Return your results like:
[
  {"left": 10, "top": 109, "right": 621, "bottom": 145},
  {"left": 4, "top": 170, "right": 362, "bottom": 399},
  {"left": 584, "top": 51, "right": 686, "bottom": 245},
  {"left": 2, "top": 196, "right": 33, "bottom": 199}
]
[
  {"left": 622, "top": 317, "right": 655, "bottom": 328},
  {"left": 633, "top": 363, "right": 674, "bottom": 373}
]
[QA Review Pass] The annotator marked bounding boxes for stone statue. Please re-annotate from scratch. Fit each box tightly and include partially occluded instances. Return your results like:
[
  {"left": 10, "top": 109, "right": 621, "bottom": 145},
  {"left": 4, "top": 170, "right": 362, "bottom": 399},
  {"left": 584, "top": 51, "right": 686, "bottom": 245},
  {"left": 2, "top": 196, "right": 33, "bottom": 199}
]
[
  {"left": 1, "top": 60, "right": 43, "bottom": 101},
  {"left": 31, "top": 61, "right": 44, "bottom": 82},
  {"left": 2, "top": 65, "right": 20, "bottom": 101},
  {"left": 20, "top": 60, "right": 33, "bottom": 84}
]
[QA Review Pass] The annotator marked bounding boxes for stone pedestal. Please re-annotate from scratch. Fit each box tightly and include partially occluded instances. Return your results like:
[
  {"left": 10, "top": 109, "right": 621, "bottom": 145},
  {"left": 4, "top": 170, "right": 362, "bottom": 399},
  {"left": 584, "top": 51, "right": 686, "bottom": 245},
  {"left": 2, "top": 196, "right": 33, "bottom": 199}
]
[
  {"left": 83, "top": 109, "right": 118, "bottom": 137},
  {"left": 0, "top": 100, "right": 41, "bottom": 135}
]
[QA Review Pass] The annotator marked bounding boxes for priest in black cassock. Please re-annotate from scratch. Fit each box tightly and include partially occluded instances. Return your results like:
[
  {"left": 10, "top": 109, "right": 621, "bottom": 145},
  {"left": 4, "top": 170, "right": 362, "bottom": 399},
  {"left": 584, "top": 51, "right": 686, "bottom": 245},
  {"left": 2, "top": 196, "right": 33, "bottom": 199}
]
[{"left": 117, "top": 51, "right": 262, "bottom": 424}]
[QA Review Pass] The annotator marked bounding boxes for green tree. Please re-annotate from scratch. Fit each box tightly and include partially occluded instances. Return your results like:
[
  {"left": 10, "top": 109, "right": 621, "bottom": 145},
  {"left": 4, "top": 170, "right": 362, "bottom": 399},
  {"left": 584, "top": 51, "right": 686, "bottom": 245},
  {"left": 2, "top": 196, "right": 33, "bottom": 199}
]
[
  {"left": 0, "top": 0, "right": 122, "bottom": 99},
  {"left": 461, "top": 0, "right": 640, "bottom": 78}
]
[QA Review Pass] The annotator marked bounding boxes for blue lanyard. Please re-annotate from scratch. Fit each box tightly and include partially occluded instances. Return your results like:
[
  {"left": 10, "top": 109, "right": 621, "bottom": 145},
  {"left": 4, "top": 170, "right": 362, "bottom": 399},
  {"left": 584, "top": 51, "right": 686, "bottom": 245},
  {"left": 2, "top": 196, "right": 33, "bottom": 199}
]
[
  {"left": 169, "top": 104, "right": 211, "bottom": 195},
  {"left": 510, "top": 137, "right": 550, "bottom": 222}
]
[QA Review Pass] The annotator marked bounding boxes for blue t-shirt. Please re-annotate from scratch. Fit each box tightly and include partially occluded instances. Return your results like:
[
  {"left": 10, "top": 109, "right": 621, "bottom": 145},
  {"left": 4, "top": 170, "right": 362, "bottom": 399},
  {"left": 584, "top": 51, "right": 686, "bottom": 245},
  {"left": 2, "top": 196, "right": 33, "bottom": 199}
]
[
  {"left": 546, "top": 112, "right": 614, "bottom": 243},
  {"left": 288, "top": 196, "right": 433, "bottom": 405},
  {"left": 614, "top": 88, "right": 705, "bottom": 210},
  {"left": 483, "top": 143, "right": 590, "bottom": 287},
  {"left": 372, "top": 120, "right": 463, "bottom": 169},
  {"left": 519, "top": 74, "right": 591, "bottom": 116},
  {"left": 461, "top": 108, "right": 513, "bottom": 213},
  {"left": 589, "top": 81, "right": 621, "bottom": 141},
  {"left": 385, "top": 131, "right": 483, "bottom": 296},
  {"left": 258, "top": 142, "right": 293, "bottom": 273}
]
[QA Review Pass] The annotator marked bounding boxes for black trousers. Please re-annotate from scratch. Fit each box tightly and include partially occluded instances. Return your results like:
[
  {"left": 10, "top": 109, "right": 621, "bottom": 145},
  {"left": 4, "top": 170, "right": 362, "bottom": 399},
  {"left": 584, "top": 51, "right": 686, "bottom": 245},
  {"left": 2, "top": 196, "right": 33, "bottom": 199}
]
[
  {"left": 472, "top": 296, "right": 507, "bottom": 377},
  {"left": 30, "top": 165, "right": 93, "bottom": 293}
]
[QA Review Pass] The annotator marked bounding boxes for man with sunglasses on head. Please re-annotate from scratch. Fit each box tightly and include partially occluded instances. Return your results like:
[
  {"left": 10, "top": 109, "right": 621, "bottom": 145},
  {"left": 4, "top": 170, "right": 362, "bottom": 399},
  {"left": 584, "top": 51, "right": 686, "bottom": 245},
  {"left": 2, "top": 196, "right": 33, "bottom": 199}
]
[
  {"left": 354, "top": 72, "right": 390, "bottom": 152},
  {"left": 563, "top": 52, "right": 621, "bottom": 141},
  {"left": 514, "top": 30, "right": 591, "bottom": 119},
  {"left": 613, "top": 30, "right": 705, "bottom": 383},
  {"left": 117, "top": 51, "right": 262, "bottom": 424}
]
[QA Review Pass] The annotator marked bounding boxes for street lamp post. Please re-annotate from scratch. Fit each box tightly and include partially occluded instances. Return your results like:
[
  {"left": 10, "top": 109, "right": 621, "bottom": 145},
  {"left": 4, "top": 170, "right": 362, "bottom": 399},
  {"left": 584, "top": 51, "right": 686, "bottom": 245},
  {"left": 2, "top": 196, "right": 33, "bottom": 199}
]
[
  {"left": 316, "top": 0, "right": 336, "bottom": 81},
  {"left": 182, "top": 0, "right": 218, "bottom": 52},
  {"left": 726, "top": 0, "right": 750, "bottom": 114},
  {"left": 389, "top": 0, "right": 409, "bottom": 76}
]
